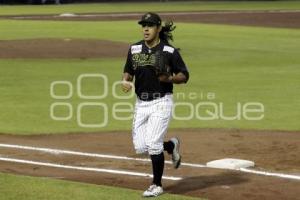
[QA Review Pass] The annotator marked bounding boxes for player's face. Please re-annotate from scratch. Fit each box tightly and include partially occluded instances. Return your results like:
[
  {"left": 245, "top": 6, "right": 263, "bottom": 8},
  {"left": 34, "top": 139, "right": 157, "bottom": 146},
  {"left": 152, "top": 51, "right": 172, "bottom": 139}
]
[{"left": 142, "top": 23, "right": 161, "bottom": 42}]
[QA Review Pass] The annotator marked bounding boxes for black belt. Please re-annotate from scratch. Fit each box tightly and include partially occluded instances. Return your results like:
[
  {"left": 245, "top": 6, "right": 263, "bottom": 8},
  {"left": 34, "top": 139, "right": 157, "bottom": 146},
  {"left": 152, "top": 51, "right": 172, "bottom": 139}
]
[{"left": 137, "top": 93, "right": 168, "bottom": 101}]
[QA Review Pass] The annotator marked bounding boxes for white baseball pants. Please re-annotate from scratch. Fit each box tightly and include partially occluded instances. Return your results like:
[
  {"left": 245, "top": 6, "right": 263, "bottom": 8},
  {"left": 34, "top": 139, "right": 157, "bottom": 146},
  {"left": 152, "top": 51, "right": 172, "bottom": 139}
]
[{"left": 132, "top": 94, "right": 173, "bottom": 155}]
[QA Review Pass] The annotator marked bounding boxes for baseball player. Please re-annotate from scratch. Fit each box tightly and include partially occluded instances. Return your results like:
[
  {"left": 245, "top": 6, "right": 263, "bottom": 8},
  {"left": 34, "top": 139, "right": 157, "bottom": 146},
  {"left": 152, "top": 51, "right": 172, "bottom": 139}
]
[{"left": 121, "top": 12, "right": 189, "bottom": 197}]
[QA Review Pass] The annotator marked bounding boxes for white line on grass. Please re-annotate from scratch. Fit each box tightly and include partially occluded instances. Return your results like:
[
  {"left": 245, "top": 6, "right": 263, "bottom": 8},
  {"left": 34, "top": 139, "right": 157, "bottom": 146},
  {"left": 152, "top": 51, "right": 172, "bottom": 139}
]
[
  {"left": 0, "top": 156, "right": 182, "bottom": 181},
  {"left": 1, "top": 143, "right": 300, "bottom": 181}
]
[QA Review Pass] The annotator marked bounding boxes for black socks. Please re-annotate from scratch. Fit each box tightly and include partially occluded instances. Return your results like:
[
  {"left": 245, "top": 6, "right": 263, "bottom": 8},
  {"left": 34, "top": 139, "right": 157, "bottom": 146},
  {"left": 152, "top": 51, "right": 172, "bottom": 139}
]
[
  {"left": 150, "top": 152, "right": 164, "bottom": 187},
  {"left": 150, "top": 141, "right": 175, "bottom": 187},
  {"left": 163, "top": 140, "right": 174, "bottom": 154}
]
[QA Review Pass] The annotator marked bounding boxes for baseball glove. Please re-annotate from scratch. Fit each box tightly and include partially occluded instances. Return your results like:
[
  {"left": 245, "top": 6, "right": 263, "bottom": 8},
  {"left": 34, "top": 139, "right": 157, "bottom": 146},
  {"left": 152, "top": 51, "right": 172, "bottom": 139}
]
[{"left": 154, "top": 50, "right": 171, "bottom": 76}]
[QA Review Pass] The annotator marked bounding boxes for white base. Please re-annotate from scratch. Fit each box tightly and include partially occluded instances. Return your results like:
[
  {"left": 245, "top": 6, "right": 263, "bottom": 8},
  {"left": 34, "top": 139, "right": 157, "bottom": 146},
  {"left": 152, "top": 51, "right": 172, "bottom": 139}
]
[
  {"left": 206, "top": 158, "right": 255, "bottom": 170},
  {"left": 59, "top": 13, "right": 77, "bottom": 17}
]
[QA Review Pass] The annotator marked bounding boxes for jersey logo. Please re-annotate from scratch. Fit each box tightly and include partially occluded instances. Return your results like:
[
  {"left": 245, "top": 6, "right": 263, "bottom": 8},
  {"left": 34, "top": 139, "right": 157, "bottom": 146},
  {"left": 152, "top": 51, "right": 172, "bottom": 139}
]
[
  {"left": 131, "top": 45, "right": 142, "bottom": 54},
  {"left": 132, "top": 53, "right": 156, "bottom": 69},
  {"left": 163, "top": 45, "right": 174, "bottom": 53}
]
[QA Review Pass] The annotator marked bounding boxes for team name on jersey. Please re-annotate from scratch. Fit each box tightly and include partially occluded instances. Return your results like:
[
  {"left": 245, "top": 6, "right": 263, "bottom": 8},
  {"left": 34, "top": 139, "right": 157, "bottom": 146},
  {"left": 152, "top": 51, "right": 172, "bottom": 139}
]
[
  {"left": 163, "top": 45, "right": 174, "bottom": 53},
  {"left": 131, "top": 45, "right": 142, "bottom": 54},
  {"left": 132, "top": 53, "right": 156, "bottom": 69}
]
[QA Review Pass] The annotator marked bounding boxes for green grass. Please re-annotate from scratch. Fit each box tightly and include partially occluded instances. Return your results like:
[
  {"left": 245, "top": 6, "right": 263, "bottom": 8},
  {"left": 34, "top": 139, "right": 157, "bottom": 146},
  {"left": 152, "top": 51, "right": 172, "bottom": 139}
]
[
  {"left": 0, "top": 172, "right": 202, "bottom": 200},
  {"left": 0, "top": 1, "right": 300, "bottom": 16},
  {"left": 0, "top": 20, "right": 299, "bottom": 134},
  {"left": 0, "top": 3, "right": 299, "bottom": 200},
  {"left": 0, "top": 20, "right": 139, "bottom": 41}
]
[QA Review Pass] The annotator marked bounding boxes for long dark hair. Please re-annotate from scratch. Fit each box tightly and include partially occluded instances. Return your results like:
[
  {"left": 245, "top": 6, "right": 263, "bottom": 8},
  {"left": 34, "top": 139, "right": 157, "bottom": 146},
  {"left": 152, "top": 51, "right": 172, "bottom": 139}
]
[{"left": 159, "top": 21, "right": 176, "bottom": 44}]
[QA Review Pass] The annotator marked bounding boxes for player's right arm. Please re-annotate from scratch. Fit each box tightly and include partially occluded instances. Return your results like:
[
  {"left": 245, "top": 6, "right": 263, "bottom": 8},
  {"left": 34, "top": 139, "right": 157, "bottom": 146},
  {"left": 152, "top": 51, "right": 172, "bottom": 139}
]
[
  {"left": 122, "top": 73, "right": 133, "bottom": 93},
  {"left": 122, "top": 48, "right": 134, "bottom": 93}
]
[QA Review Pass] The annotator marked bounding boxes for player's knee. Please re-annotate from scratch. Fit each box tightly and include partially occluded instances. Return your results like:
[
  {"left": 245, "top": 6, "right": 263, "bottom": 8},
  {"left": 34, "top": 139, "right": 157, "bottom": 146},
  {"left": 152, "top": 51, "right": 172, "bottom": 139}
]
[
  {"left": 133, "top": 136, "right": 147, "bottom": 154},
  {"left": 147, "top": 144, "right": 164, "bottom": 155},
  {"left": 135, "top": 147, "right": 147, "bottom": 154},
  {"left": 134, "top": 143, "right": 147, "bottom": 154}
]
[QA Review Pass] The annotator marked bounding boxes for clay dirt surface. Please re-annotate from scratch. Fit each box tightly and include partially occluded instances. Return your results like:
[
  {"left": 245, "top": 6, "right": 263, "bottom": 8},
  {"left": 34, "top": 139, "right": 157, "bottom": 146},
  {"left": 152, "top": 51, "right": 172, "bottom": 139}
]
[
  {"left": 0, "top": 129, "right": 299, "bottom": 200},
  {"left": 2, "top": 11, "right": 300, "bottom": 29},
  {"left": 0, "top": 39, "right": 129, "bottom": 59},
  {"left": 1, "top": 10, "right": 299, "bottom": 59}
]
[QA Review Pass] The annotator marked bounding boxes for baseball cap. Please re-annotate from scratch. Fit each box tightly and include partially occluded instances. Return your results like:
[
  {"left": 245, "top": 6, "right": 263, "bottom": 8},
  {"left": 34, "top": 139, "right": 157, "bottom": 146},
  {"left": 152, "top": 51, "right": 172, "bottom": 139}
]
[{"left": 138, "top": 12, "right": 162, "bottom": 26}]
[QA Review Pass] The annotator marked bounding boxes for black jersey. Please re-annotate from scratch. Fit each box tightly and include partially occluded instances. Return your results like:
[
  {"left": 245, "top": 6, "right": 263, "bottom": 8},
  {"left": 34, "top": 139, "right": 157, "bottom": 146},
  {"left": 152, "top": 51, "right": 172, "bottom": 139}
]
[{"left": 123, "top": 40, "right": 189, "bottom": 101}]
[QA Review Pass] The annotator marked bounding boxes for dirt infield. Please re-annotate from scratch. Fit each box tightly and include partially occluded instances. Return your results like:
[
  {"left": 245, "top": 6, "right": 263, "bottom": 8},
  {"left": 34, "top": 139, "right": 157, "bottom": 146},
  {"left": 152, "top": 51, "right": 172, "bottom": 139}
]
[
  {"left": 0, "top": 129, "right": 299, "bottom": 200},
  {"left": 3, "top": 11, "right": 300, "bottom": 28},
  {"left": 0, "top": 39, "right": 129, "bottom": 59},
  {"left": 1, "top": 10, "right": 299, "bottom": 59},
  {"left": 1, "top": 9, "right": 300, "bottom": 200}
]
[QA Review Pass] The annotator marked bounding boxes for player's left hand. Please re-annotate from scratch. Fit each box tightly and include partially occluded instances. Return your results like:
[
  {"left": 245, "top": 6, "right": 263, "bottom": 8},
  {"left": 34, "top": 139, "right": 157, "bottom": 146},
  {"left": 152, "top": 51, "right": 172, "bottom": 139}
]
[{"left": 158, "top": 74, "right": 173, "bottom": 83}]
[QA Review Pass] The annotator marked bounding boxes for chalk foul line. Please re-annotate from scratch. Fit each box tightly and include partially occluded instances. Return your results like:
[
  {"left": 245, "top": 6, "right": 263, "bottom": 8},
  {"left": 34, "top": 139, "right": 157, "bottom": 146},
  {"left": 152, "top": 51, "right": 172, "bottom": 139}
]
[
  {"left": 0, "top": 143, "right": 206, "bottom": 168},
  {"left": 0, "top": 156, "right": 182, "bottom": 181},
  {"left": 0, "top": 143, "right": 299, "bottom": 181}
]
